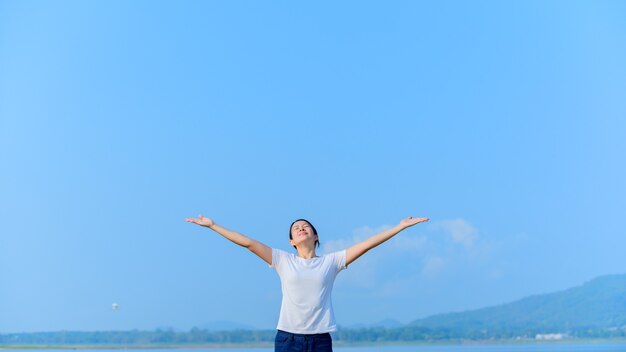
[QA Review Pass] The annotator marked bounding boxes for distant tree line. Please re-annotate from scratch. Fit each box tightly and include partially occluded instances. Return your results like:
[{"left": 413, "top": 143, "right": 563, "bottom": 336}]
[
  {"left": 2, "top": 325, "right": 626, "bottom": 346},
  {"left": 0, "top": 328, "right": 274, "bottom": 345},
  {"left": 6, "top": 274, "right": 626, "bottom": 346}
]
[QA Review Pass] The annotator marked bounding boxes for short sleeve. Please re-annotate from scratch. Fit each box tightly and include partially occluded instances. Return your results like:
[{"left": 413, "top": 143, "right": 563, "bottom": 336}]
[
  {"left": 331, "top": 250, "right": 347, "bottom": 272},
  {"left": 269, "top": 248, "right": 288, "bottom": 269}
]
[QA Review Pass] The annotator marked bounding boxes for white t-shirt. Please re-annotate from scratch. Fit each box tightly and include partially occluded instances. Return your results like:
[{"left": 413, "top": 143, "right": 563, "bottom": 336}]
[{"left": 270, "top": 248, "right": 347, "bottom": 334}]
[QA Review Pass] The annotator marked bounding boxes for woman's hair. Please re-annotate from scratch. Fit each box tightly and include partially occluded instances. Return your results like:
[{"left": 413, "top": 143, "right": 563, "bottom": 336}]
[{"left": 289, "top": 218, "right": 320, "bottom": 249}]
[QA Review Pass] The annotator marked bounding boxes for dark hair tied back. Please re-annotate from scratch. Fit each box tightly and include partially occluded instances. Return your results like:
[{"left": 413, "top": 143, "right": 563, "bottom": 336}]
[{"left": 289, "top": 218, "right": 320, "bottom": 250}]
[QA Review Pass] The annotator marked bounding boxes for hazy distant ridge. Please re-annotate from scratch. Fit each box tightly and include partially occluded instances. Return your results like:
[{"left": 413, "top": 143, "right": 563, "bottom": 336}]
[
  {"left": 3, "top": 274, "right": 626, "bottom": 345},
  {"left": 410, "top": 274, "right": 626, "bottom": 334}
]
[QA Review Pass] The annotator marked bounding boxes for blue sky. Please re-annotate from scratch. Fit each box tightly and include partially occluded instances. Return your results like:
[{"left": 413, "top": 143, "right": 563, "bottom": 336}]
[{"left": 1, "top": 0, "right": 625, "bottom": 333}]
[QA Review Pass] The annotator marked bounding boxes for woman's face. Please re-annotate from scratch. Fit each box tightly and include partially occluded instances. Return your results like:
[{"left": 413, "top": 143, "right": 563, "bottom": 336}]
[{"left": 290, "top": 220, "right": 318, "bottom": 248}]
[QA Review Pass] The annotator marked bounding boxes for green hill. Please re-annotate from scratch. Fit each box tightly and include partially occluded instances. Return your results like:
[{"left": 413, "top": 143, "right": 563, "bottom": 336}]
[
  {"left": 3, "top": 274, "right": 626, "bottom": 345},
  {"left": 410, "top": 274, "right": 626, "bottom": 336}
]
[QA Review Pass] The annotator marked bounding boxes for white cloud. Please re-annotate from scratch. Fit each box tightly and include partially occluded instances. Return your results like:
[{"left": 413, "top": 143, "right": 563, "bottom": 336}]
[
  {"left": 353, "top": 225, "right": 394, "bottom": 237},
  {"left": 323, "top": 224, "right": 428, "bottom": 257},
  {"left": 322, "top": 225, "right": 393, "bottom": 253},
  {"left": 328, "top": 219, "right": 489, "bottom": 292},
  {"left": 429, "top": 218, "right": 478, "bottom": 248},
  {"left": 329, "top": 219, "right": 526, "bottom": 309},
  {"left": 392, "top": 235, "right": 428, "bottom": 252},
  {"left": 325, "top": 224, "right": 418, "bottom": 289}
]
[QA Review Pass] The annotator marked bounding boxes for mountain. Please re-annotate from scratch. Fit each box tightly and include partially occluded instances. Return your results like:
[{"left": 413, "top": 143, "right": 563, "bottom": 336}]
[
  {"left": 409, "top": 274, "right": 626, "bottom": 334},
  {"left": 3, "top": 274, "right": 626, "bottom": 345}
]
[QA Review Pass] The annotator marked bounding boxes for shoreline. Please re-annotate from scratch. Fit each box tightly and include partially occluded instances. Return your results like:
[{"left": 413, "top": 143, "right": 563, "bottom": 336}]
[{"left": 3, "top": 338, "right": 626, "bottom": 349}]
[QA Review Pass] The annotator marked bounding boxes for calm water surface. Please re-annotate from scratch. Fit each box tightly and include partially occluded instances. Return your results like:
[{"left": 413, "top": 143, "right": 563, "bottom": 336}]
[
  {"left": 38, "top": 344, "right": 626, "bottom": 352},
  {"left": 332, "top": 344, "right": 626, "bottom": 352}
]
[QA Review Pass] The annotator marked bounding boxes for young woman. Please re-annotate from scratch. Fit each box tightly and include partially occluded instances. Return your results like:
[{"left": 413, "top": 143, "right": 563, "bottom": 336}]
[{"left": 185, "top": 215, "right": 429, "bottom": 352}]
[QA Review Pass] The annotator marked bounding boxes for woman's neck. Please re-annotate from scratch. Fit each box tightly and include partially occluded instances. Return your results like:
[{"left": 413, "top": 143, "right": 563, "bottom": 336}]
[{"left": 296, "top": 246, "right": 317, "bottom": 259}]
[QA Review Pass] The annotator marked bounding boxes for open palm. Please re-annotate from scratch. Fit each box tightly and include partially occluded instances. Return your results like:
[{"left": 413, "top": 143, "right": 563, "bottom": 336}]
[
  {"left": 400, "top": 216, "right": 429, "bottom": 228},
  {"left": 185, "top": 215, "right": 215, "bottom": 227}
]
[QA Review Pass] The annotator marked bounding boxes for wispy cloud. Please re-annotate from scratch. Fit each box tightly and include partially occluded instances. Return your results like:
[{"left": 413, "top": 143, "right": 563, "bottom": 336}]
[
  {"left": 323, "top": 225, "right": 393, "bottom": 253},
  {"left": 328, "top": 219, "right": 531, "bottom": 321},
  {"left": 330, "top": 219, "right": 485, "bottom": 283},
  {"left": 327, "top": 218, "right": 500, "bottom": 297},
  {"left": 429, "top": 218, "right": 477, "bottom": 249},
  {"left": 323, "top": 225, "right": 396, "bottom": 289}
]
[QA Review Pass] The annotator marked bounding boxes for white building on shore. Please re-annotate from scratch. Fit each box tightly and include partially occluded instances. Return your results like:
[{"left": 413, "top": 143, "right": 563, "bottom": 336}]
[{"left": 535, "top": 333, "right": 565, "bottom": 340}]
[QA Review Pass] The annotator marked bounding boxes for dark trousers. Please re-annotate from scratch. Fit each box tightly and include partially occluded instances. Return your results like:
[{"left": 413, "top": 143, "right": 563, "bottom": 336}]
[{"left": 274, "top": 329, "right": 333, "bottom": 352}]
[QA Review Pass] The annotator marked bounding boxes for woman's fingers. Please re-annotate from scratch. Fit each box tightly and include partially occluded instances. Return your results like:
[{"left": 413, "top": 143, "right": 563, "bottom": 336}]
[
  {"left": 412, "top": 217, "right": 429, "bottom": 224},
  {"left": 402, "top": 216, "right": 429, "bottom": 227},
  {"left": 185, "top": 215, "right": 213, "bottom": 227},
  {"left": 185, "top": 217, "right": 204, "bottom": 224}
]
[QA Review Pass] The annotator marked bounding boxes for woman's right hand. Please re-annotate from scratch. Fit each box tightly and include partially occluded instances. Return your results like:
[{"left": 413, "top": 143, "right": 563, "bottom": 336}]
[{"left": 185, "top": 215, "right": 215, "bottom": 228}]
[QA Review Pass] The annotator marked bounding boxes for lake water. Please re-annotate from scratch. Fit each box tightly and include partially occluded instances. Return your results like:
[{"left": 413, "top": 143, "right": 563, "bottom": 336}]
[
  {"left": 330, "top": 344, "right": 626, "bottom": 352},
  {"left": 33, "top": 344, "right": 626, "bottom": 352}
]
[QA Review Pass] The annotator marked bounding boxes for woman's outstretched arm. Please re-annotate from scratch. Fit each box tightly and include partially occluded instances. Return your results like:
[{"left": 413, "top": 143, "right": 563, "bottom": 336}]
[
  {"left": 185, "top": 215, "right": 272, "bottom": 265},
  {"left": 346, "top": 216, "right": 429, "bottom": 266}
]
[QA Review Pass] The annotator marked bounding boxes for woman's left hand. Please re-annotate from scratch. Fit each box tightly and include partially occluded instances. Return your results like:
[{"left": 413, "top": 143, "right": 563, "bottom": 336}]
[{"left": 399, "top": 216, "right": 429, "bottom": 229}]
